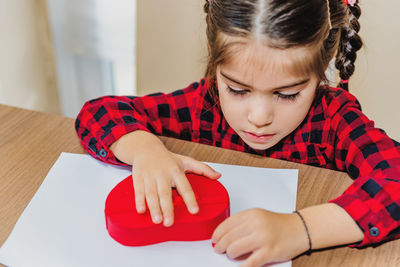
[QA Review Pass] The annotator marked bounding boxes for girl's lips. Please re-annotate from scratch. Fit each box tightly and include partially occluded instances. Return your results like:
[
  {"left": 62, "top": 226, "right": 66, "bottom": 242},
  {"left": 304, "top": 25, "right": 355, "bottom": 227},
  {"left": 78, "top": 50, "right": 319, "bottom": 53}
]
[{"left": 244, "top": 131, "right": 275, "bottom": 143}]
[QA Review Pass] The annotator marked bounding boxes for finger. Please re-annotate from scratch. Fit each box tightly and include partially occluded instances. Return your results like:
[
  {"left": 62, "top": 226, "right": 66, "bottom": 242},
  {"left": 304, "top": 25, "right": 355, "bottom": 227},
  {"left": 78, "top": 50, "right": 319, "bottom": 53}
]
[
  {"left": 214, "top": 223, "right": 249, "bottom": 254},
  {"left": 157, "top": 178, "right": 174, "bottom": 227},
  {"left": 173, "top": 172, "right": 199, "bottom": 214},
  {"left": 240, "top": 249, "right": 267, "bottom": 267},
  {"left": 212, "top": 212, "right": 246, "bottom": 244},
  {"left": 144, "top": 176, "right": 162, "bottom": 224},
  {"left": 132, "top": 173, "right": 146, "bottom": 213},
  {"left": 226, "top": 234, "right": 257, "bottom": 260},
  {"left": 181, "top": 157, "right": 221, "bottom": 179}
]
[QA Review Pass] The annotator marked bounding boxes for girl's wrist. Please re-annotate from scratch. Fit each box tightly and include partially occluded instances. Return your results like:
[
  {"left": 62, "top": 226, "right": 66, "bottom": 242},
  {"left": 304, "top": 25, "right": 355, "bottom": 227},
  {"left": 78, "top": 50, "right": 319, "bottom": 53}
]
[
  {"left": 293, "top": 210, "right": 312, "bottom": 255},
  {"left": 297, "top": 204, "right": 364, "bottom": 250},
  {"left": 111, "top": 130, "right": 166, "bottom": 165},
  {"left": 288, "top": 212, "right": 313, "bottom": 256}
]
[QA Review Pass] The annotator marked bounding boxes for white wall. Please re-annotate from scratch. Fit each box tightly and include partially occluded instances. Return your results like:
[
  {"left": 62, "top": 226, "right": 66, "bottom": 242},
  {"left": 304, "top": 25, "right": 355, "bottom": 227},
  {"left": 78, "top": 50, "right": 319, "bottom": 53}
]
[
  {"left": 0, "top": 0, "right": 59, "bottom": 113},
  {"left": 46, "top": 0, "right": 136, "bottom": 118}
]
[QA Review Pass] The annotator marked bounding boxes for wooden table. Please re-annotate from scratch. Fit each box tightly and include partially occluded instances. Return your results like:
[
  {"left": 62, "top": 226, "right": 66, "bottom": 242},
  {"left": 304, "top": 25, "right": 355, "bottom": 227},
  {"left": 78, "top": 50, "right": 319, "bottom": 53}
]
[{"left": 0, "top": 104, "right": 399, "bottom": 266}]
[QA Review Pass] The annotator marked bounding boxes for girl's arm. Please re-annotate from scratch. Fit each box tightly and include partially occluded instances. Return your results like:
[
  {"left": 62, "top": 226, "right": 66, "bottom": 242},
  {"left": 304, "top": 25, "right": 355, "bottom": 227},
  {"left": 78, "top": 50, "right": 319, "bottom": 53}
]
[
  {"left": 75, "top": 79, "right": 220, "bottom": 227},
  {"left": 75, "top": 80, "right": 206, "bottom": 166},
  {"left": 327, "top": 90, "right": 400, "bottom": 247},
  {"left": 212, "top": 204, "right": 363, "bottom": 266},
  {"left": 297, "top": 203, "right": 363, "bottom": 249}
]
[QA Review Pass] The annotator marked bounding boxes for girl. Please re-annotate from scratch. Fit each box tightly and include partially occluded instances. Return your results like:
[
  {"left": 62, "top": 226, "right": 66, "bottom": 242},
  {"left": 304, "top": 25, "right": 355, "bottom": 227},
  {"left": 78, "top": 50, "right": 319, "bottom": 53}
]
[{"left": 75, "top": 0, "right": 400, "bottom": 266}]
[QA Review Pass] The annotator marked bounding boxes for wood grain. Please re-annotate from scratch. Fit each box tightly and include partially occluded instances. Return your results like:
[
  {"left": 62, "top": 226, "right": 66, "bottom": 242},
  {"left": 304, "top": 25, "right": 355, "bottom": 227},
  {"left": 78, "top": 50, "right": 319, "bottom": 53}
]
[
  {"left": 0, "top": 105, "right": 83, "bottom": 246},
  {"left": 0, "top": 104, "right": 399, "bottom": 266}
]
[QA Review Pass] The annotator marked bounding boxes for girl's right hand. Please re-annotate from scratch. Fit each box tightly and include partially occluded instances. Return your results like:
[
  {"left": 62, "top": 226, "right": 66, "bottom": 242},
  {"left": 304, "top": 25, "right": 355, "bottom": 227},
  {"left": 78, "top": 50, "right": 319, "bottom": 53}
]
[{"left": 131, "top": 147, "right": 221, "bottom": 227}]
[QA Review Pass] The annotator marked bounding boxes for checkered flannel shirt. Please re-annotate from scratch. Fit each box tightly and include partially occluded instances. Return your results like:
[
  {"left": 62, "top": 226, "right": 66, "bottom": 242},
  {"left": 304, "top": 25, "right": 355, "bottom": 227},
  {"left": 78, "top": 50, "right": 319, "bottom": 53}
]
[{"left": 76, "top": 78, "right": 400, "bottom": 247}]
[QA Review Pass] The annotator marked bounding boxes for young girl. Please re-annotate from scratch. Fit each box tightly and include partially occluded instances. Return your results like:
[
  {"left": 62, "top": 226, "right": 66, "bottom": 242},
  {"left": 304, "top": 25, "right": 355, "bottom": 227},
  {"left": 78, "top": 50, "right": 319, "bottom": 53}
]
[{"left": 76, "top": 0, "right": 400, "bottom": 266}]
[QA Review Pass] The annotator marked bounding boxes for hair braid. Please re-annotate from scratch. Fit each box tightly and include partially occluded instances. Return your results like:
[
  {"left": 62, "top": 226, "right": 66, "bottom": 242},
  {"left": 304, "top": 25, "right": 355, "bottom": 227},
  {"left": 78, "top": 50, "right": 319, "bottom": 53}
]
[
  {"left": 335, "top": 1, "right": 363, "bottom": 91},
  {"left": 203, "top": 0, "right": 210, "bottom": 14}
]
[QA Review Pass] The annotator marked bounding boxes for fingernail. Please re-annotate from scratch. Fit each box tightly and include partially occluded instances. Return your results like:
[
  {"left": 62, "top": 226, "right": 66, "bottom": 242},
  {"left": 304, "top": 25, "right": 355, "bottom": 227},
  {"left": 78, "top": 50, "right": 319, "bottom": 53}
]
[
  {"left": 137, "top": 206, "right": 145, "bottom": 213},
  {"left": 212, "top": 242, "right": 216, "bottom": 248},
  {"left": 164, "top": 218, "right": 172, "bottom": 227},
  {"left": 153, "top": 215, "right": 161, "bottom": 223},
  {"left": 190, "top": 206, "right": 199, "bottom": 214}
]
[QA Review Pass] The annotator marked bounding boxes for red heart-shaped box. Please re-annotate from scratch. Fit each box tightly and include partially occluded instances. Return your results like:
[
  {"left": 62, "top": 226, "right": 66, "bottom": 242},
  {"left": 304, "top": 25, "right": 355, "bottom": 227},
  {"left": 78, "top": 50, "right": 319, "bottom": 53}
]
[{"left": 105, "top": 173, "right": 230, "bottom": 246}]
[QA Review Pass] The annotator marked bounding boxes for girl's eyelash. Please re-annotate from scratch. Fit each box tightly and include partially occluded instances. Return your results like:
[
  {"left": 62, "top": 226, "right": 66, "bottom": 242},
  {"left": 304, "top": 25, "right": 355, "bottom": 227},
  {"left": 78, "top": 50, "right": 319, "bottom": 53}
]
[
  {"left": 227, "top": 86, "right": 300, "bottom": 101},
  {"left": 275, "top": 92, "right": 300, "bottom": 101},
  {"left": 227, "top": 86, "right": 247, "bottom": 95}
]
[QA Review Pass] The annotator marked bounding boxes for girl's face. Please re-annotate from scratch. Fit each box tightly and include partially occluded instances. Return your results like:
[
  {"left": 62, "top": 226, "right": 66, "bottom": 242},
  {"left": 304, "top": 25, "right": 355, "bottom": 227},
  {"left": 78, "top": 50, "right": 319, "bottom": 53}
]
[{"left": 216, "top": 42, "right": 319, "bottom": 151}]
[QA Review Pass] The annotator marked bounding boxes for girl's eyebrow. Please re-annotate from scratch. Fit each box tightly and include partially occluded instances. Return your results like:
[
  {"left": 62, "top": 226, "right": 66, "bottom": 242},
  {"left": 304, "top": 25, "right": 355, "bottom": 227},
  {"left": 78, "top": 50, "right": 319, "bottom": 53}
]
[{"left": 220, "top": 71, "right": 310, "bottom": 90}]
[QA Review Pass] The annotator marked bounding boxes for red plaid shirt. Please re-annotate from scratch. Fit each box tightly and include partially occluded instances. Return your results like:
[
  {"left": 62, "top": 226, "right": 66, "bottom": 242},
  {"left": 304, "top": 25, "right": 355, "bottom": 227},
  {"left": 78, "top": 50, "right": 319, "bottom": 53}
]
[{"left": 76, "top": 78, "right": 400, "bottom": 247}]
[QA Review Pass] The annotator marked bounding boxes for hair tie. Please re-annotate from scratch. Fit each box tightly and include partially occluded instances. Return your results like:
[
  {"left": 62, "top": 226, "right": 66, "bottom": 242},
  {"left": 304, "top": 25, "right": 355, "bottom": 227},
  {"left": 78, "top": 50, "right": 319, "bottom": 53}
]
[
  {"left": 340, "top": 79, "right": 349, "bottom": 84},
  {"left": 294, "top": 211, "right": 312, "bottom": 255},
  {"left": 342, "top": 0, "right": 356, "bottom": 7}
]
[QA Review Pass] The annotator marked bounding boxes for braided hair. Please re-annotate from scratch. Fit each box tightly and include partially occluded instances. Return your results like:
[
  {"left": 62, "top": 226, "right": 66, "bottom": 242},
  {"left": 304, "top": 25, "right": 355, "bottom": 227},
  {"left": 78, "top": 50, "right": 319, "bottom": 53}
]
[
  {"left": 203, "top": 0, "right": 363, "bottom": 92},
  {"left": 335, "top": 1, "right": 363, "bottom": 91}
]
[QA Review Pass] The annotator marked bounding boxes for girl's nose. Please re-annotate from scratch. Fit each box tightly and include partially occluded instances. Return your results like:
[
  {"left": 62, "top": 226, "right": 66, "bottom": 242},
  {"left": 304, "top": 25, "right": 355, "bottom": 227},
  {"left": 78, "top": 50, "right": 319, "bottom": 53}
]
[{"left": 248, "top": 104, "right": 273, "bottom": 128}]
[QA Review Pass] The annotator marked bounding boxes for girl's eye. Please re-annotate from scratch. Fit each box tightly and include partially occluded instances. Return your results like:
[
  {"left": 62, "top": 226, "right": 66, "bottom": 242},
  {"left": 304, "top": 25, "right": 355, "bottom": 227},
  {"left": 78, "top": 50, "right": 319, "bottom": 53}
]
[
  {"left": 227, "top": 85, "right": 300, "bottom": 101},
  {"left": 227, "top": 86, "right": 248, "bottom": 95},
  {"left": 275, "top": 92, "right": 300, "bottom": 101}
]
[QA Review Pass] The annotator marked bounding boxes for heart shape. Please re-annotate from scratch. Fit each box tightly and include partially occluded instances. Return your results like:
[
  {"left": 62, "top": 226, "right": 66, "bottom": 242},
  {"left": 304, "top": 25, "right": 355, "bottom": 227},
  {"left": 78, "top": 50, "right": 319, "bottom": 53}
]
[{"left": 105, "top": 173, "right": 230, "bottom": 246}]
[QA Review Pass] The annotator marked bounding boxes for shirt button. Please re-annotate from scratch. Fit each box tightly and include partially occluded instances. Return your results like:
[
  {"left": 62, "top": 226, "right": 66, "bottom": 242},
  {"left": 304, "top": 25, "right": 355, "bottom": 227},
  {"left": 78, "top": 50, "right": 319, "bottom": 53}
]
[
  {"left": 99, "top": 148, "right": 107, "bottom": 158},
  {"left": 369, "top": 226, "right": 380, "bottom": 237}
]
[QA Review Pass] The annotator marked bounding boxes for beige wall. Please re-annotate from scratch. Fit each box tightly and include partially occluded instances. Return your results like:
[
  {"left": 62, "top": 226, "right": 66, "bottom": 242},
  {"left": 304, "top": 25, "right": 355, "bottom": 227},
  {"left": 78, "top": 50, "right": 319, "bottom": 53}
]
[
  {"left": 351, "top": 0, "right": 400, "bottom": 140},
  {"left": 0, "top": 0, "right": 59, "bottom": 114},
  {"left": 137, "top": 0, "right": 207, "bottom": 95},
  {"left": 137, "top": 0, "right": 400, "bottom": 141}
]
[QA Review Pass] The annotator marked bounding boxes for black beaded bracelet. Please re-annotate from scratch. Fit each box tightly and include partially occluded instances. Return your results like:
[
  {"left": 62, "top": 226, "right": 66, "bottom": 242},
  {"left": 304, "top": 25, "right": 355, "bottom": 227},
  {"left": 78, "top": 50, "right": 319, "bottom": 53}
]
[{"left": 294, "top": 210, "right": 312, "bottom": 255}]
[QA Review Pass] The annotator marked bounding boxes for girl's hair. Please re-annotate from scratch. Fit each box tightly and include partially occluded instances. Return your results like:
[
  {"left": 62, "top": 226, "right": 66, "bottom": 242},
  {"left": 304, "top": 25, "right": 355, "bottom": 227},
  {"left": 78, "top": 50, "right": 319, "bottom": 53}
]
[{"left": 203, "top": 0, "right": 362, "bottom": 91}]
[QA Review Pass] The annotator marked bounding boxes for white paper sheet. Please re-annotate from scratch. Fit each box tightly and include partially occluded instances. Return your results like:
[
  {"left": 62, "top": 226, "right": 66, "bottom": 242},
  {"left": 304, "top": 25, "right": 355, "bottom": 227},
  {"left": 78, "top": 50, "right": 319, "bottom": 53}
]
[{"left": 0, "top": 152, "right": 298, "bottom": 267}]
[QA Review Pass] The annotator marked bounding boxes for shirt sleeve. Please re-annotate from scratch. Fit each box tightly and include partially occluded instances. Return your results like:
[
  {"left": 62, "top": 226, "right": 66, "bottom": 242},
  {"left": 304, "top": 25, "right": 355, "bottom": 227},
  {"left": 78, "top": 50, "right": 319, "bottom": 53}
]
[
  {"left": 75, "top": 80, "right": 204, "bottom": 165},
  {"left": 327, "top": 90, "right": 400, "bottom": 247}
]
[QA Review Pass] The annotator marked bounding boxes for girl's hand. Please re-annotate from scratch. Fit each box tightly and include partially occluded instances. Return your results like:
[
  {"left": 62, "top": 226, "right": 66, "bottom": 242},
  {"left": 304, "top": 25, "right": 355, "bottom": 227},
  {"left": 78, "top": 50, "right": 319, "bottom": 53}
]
[
  {"left": 212, "top": 209, "right": 309, "bottom": 267},
  {"left": 132, "top": 147, "right": 221, "bottom": 227}
]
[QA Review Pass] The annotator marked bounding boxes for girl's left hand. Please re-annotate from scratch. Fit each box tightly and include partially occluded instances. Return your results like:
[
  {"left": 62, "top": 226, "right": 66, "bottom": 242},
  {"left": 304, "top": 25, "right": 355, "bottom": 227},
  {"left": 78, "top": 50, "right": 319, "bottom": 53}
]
[{"left": 211, "top": 208, "right": 309, "bottom": 267}]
